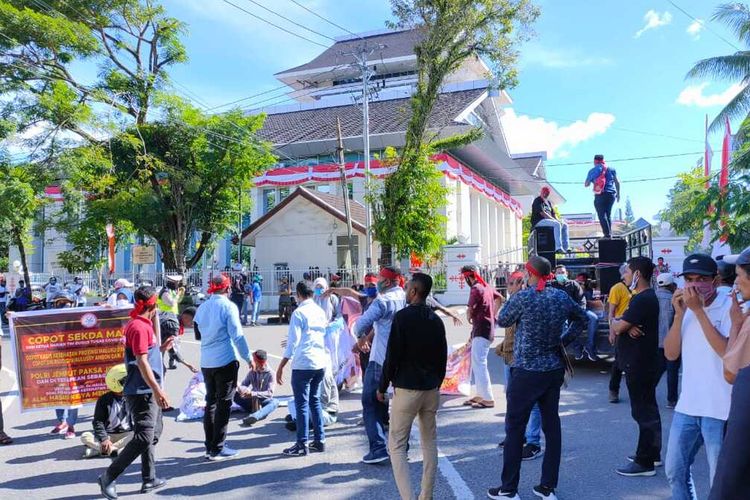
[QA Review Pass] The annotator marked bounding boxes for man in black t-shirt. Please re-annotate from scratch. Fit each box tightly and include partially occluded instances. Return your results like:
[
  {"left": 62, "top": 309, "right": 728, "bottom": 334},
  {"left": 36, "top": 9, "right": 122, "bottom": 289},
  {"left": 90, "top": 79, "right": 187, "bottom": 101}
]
[
  {"left": 610, "top": 256, "right": 661, "bottom": 477},
  {"left": 531, "top": 186, "right": 570, "bottom": 253}
]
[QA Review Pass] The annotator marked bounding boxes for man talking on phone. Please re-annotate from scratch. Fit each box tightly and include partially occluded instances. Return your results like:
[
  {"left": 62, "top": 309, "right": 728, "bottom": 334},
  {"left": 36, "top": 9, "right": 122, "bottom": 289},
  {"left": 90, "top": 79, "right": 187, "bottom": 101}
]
[{"left": 610, "top": 256, "right": 661, "bottom": 478}]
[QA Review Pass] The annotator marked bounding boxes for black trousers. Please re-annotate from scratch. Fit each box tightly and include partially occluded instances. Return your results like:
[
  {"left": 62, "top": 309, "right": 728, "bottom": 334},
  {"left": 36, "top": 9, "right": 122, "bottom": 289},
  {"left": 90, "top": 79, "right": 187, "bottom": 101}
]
[
  {"left": 202, "top": 361, "right": 239, "bottom": 454},
  {"left": 709, "top": 366, "right": 750, "bottom": 500},
  {"left": 106, "top": 393, "right": 163, "bottom": 482},
  {"left": 609, "top": 361, "right": 623, "bottom": 392},
  {"left": 502, "top": 368, "right": 565, "bottom": 492},
  {"left": 594, "top": 192, "right": 616, "bottom": 237},
  {"left": 625, "top": 369, "right": 662, "bottom": 468},
  {"left": 655, "top": 348, "right": 680, "bottom": 403}
]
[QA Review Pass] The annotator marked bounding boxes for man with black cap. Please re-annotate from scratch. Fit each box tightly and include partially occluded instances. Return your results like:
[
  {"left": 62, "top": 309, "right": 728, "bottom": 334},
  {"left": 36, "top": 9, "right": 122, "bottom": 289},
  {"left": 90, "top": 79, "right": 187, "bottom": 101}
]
[
  {"left": 664, "top": 254, "right": 733, "bottom": 499},
  {"left": 235, "top": 349, "right": 278, "bottom": 427},
  {"left": 716, "top": 256, "right": 737, "bottom": 296},
  {"left": 584, "top": 154, "right": 620, "bottom": 238}
]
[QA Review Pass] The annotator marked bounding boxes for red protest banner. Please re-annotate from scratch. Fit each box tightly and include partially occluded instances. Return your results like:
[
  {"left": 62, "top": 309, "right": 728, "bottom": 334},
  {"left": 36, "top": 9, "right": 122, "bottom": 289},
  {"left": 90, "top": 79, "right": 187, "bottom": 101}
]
[{"left": 9, "top": 307, "right": 130, "bottom": 412}]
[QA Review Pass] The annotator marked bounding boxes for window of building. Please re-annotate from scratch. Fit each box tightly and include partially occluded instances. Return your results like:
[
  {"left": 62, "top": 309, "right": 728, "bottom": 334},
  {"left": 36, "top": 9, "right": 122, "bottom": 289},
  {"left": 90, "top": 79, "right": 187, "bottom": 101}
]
[
  {"left": 317, "top": 184, "right": 331, "bottom": 194},
  {"left": 336, "top": 235, "right": 359, "bottom": 268},
  {"left": 263, "top": 188, "right": 276, "bottom": 214}
]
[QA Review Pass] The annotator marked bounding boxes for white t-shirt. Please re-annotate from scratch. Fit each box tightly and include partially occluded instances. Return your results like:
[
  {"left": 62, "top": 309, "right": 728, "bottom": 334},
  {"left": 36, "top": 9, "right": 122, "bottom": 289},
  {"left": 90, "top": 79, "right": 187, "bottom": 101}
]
[{"left": 676, "top": 292, "right": 733, "bottom": 421}]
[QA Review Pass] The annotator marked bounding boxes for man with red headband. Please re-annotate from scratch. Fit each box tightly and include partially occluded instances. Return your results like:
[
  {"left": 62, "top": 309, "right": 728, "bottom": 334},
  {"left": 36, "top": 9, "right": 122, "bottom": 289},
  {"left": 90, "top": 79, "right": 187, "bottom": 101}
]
[
  {"left": 462, "top": 265, "right": 502, "bottom": 409},
  {"left": 194, "top": 274, "right": 252, "bottom": 462},
  {"left": 353, "top": 266, "right": 406, "bottom": 464},
  {"left": 489, "top": 256, "right": 588, "bottom": 500},
  {"left": 531, "top": 186, "right": 570, "bottom": 253},
  {"left": 235, "top": 350, "right": 278, "bottom": 428},
  {"left": 98, "top": 286, "right": 174, "bottom": 500}
]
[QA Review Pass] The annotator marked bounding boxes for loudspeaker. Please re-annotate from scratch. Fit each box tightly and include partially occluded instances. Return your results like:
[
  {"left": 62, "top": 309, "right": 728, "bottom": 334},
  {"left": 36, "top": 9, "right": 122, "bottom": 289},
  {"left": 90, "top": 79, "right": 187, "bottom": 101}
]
[
  {"left": 538, "top": 251, "right": 556, "bottom": 269},
  {"left": 535, "top": 225, "right": 556, "bottom": 253},
  {"left": 599, "top": 238, "right": 626, "bottom": 264},
  {"left": 597, "top": 238, "right": 627, "bottom": 295}
]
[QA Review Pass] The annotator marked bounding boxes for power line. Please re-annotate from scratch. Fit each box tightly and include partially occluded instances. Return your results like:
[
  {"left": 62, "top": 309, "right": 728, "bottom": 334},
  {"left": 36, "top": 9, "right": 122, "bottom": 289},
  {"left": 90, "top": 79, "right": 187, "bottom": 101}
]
[
  {"left": 221, "top": 0, "right": 328, "bottom": 48},
  {"left": 204, "top": 85, "right": 290, "bottom": 111},
  {"left": 545, "top": 151, "right": 703, "bottom": 167},
  {"left": 665, "top": 0, "right": 741, "bottom": 51},
  {"left": 242, "top": 0, "right": 336, "bottom": 41},
  {"left": 288, "top": 0, "right": 362, "bottom": 39}
]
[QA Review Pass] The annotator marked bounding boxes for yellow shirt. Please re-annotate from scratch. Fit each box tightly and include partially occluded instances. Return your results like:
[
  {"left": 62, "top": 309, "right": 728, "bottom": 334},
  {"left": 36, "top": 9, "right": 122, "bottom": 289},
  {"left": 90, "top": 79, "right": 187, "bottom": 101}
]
[{"left": 608, "top": 282, "right": 633, "bottom": 318}]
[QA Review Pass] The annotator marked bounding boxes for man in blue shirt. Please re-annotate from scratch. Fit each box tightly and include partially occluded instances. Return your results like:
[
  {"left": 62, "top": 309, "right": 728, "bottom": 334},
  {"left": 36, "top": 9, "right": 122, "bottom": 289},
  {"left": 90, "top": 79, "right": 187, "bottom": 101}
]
[
  {"left": 584, "top": 154, "right": 621, "bottom": 238},
  {"left": 250, "top": 275, "right": 263, "bottom": 326},
  {"left": 194, "top": 274, "right": 252, "bottom": 461},
  {"left": 489, "top": 256, "right": 588, "bottom": 500},
  {"left": 353, "top": 266, "right": 406, "bottom": 464}
]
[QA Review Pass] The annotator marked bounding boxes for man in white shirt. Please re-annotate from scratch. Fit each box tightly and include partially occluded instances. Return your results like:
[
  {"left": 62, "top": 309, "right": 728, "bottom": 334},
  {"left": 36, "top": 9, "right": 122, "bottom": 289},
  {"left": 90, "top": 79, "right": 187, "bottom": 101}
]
[{"left": 664, "top": 254, "right": 733, "bottom": 500}]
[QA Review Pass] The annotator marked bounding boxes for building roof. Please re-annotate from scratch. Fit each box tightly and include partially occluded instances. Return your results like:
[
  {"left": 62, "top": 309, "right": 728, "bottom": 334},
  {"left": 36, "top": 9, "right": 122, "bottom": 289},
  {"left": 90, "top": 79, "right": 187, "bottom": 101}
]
[
  {"left": 242, "top": 187, "right": 367, "bottom": 243},
  {"left": 257, "top": 88, "right": 484, "bottom": 145},
  {"left": 276, "top": 29, "right": 423, "bottom": 76}
]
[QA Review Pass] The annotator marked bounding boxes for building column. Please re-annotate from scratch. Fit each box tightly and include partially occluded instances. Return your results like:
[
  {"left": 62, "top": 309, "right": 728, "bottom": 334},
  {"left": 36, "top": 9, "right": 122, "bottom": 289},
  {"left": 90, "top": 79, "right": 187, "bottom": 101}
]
[
  {"left": 489, "top": 202, "right": 498, "bottom": 265},
  {"left": 482, "top": 198, "right": 490, "bottom": 264},
  {"left": 470, "top": 193, "right": 481, "bottom": 248},
  {"left": 514, "top": 216, "right": 523, "bottom": 262},
  {"left": 498, "top": 206, "right": 506, "bottom": 258}
]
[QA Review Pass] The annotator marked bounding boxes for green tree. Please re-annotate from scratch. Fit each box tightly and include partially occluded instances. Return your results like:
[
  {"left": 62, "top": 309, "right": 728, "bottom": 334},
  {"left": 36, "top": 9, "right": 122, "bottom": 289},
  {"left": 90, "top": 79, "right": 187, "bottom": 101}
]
[
  {"left": 374, "top": 0, "right": 538, "bottom": 263},
  {"left": 687, "top": 3, "right": 750, "bottom": 132},
  {"left": 624, "top": 196, "right": 635, "bottom": 228},
  {"left": 659, "top": 167, "right": 719, "bottom": 252}
]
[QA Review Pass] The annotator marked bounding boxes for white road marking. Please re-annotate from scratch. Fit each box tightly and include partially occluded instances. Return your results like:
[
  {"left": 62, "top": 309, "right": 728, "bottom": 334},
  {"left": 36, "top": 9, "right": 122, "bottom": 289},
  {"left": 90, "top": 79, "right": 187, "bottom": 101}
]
[{"left": 1, "top": 366, "right": 19, "bottom": 414}]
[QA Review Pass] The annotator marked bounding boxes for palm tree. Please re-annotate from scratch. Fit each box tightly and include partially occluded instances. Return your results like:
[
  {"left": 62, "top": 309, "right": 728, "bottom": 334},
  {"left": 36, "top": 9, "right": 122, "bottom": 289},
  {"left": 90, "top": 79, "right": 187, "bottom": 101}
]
[{"left": 687, "top": 3, "right": 750, "bottom": 133}]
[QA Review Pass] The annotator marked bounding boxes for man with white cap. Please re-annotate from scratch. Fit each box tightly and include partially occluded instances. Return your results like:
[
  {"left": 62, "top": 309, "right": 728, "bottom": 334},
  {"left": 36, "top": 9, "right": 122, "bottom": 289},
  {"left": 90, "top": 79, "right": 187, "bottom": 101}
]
[{"left": 655, "top": 272, "right": 679, "bottom": 409}]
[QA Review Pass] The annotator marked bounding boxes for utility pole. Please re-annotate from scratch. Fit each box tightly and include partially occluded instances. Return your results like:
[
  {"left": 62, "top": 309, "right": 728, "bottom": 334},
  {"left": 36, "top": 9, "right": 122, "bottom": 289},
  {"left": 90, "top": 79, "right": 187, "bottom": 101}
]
[
  {"left": 238, "top": 187, "right": 243, "bottom": 267},
  {"left": 336, "top": 117, "right": 356, "bottom": 277},
  {"left": 341, "top": 41, "right": 386, "bottom": 270}
]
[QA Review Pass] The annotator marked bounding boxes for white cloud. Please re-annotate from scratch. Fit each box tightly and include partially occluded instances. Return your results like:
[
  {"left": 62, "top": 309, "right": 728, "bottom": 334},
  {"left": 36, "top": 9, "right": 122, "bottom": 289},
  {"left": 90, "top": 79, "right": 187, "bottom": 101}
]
[
  {"left": 676, "top": 83, "right": 745, "bottom": 107},
  {"left": 634, "top": 10, "right": 673, "bottom": 38},
  {"left": 687, "top": 20, "right": 704, "bottom": 40},
  {"left": 500, "top": 109, "right": 616, "bottom": 159},
  {"left": 522, "top": 45, "right": 613, "bottom": 69}
]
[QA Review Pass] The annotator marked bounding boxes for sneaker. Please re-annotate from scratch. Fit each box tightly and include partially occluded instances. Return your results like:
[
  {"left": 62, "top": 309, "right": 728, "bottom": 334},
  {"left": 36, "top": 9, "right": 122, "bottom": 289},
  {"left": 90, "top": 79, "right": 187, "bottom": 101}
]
[
  {"left": 574, "top": 352, "right": 585, "bottom": 361},
  {"left": 64, "top": 426, "right": 76, "bottom": 439},
  {"left": 627, "top": 455, "right": 663, "bottom": 467},
  {"left": 585, "top": 350, "right": 598, "bottom": 362},
  {"left": 82, "top": 448, "right": 98, "bottom": 459},
  {"left": 241, "top": 415, "right": 258, "bottom": 427},
  {"left": 50, "top": 422, "right": 68, "bottom": 434},
  {"left": 284, "top": 414, "right": 293, "bottom": 423},
  {"left": 666, "top": 401, "right": 677, "bottom": 409},
  {"left": 309, "top": 441, "right": 325, "bottom": 453},
  {"left": 522, "top": 444, "right": 543, "bottom": 461},
  {"left": 533, "top": 485, "right": 558, "bottom": 499},
  {"left": 615, "top": 461, "right": 656, "bottom": 477},
  {"left": 362, "top": 451, "right": 389, "bottom": 464},
  {"left": 487, "top": 487, "right": 520, "bottom": 499},
  {"left": 209, "top": 446, "right": 240, "bottom": 461},
  {"left": 282, "top": 442, "right": 308, "bottom": 456},
  {"left": 609, "top": 390, "right": 620, "bottom": 403},
  {"left": 285, "top": 421, "right": 297, "bottom": 432}
]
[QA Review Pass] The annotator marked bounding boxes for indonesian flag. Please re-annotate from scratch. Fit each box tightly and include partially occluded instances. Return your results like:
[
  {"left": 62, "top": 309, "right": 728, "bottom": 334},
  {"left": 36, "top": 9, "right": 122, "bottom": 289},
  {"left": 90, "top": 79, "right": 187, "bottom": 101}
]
[
  {"left": 713, "top": 117, "right": 732, "bottom": 255},
  {"left": 105, "top": 223, "right": 115, "bottom": 274}
]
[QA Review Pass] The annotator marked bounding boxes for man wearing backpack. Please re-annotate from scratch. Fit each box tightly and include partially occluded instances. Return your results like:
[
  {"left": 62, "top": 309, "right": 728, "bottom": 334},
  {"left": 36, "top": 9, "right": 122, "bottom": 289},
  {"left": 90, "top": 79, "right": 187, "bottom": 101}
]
[{"left": 584, "top": 154, "right": 620, "bottom": 238}]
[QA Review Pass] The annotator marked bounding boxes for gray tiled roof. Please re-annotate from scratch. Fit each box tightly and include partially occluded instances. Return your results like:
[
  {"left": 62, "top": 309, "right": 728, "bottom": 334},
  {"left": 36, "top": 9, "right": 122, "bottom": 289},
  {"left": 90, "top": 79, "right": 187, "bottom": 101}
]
[
  {"left": 312, "top": 191, "right": 367, "bottom": 227},
  {"left": 277, "top": 29, "right": 423, "bottom": 75},
  {"left": 257, "top": 88, "right": 485, "bottom": 145}
]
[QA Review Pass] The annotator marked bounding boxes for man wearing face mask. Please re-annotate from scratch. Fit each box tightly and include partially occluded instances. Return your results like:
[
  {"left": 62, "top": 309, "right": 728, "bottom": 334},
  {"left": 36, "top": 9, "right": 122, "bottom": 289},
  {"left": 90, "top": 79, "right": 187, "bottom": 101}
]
[
  {"left": 664, "top": 254, "right": 733, "bottom": 499},
  {"left": 551, "top": 265, "right": 598, "bottom": 362}
]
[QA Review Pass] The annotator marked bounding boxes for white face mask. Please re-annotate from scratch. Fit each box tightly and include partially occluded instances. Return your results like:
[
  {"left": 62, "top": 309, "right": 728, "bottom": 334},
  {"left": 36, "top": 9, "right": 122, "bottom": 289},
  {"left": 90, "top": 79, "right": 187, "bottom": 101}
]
[{"left": 116, "top": 299, "right": 130, "bottom": 308}]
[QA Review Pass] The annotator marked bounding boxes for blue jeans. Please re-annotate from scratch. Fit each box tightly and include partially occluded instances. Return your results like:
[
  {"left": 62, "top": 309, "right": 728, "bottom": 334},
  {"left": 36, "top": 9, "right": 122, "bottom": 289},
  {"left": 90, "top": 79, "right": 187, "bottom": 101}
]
[
  {"left": 233, "top": 395, "right": 279, "bottom": 421},
  {"left": 251, "top": 300, "right": 260, "bottom": 324},
  {"left": 241, "top": 297, "right": 250, "bottom": 324},
  {"left": 55, "top": 408, "right": 78, "bottom": 426},
  {"left": 535, "top": 218, "right": 570, "bottom": 252},
  {"left": 666, "top": 411, "right": 725, "bottom": 500},
  {"left": 288, "top": 399, "right": 338, "bottom": 426},
  {"left": 291, "top": 369, "right": 325, "bottom": 445},
  {"left": 362, "top": 361, "right": 388, "bottom": 456},
  {"left": 504, "top": 362, "right": 541, "bottom": 446}
]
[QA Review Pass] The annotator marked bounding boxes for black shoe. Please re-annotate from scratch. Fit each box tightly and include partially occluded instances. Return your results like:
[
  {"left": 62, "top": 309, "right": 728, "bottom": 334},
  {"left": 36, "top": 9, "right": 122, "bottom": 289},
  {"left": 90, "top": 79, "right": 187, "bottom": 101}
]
[
  {"left": 585, "top": 349, "right": 598, "bottom": 362},
  {"left": 609, "top": 390, "right": 620, "bottom": 403},
  {"left": 285, "top": 414, "right": 293, "bottom": 422},
  {"left": 309, "top": 441, "right": 325, "bottom": 453},
  {"left": 522, "top": 444, "right": 543, "bottom": 461},
  {"left": 241, "top": 416, "right": 258, "bottom": 427},
  {"left": 168, "top": 364, "right": 177, "bottom": 370},
  {"left": 285, "top": 421, "right": 297, "bottom": 432},
  {"left": 109, "top": 449, "right": 119, "bottom": 458},
  {"left": 487, "top": 487, "right": 520, "bottom": 499},
  {"left": 666, "top": 400, "right": 677, "bottom": 409},
  {"left": 498, "top": 439, "right": 504, "bottom": 448},
  {"left": 282, "top": 442, "right": 308, "bottom": 456},
  {"left": 98, "top": 474, "right": 118, "bottom": 500},
  {"left": 627, "top": 455, "right": 663, "bottom": 467},
  {"left": 574, "top": 352, "right": 585, "bottom": 361},
  {"left": 615, "top": 461, "right": 655, "bottom": 477},
  {"left": 533, "top": 485, "right": 558, "bottom": 499},
  {"left": 140, "top": 477, "right": 167, "bottom": 493}
]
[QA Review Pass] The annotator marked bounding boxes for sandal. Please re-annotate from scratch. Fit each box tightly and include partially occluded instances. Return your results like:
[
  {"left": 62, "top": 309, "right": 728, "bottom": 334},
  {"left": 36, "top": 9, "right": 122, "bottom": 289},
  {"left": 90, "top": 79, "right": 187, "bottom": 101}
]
[
  {"left": 0, "top": 432, "right": 13, "bottom": 445},
  {"left": 471, "top": 400, "right": 495, "bottom": 409},
  {"left": 462, "top": 396, "right": 482, "bottom": 406}
]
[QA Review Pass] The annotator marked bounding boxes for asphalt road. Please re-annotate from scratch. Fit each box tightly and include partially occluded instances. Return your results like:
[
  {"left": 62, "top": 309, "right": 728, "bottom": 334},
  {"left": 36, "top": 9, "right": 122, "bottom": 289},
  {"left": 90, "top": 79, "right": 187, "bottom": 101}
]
[{"left": 0, "top": 313, "right": 711, "bottom": 500}]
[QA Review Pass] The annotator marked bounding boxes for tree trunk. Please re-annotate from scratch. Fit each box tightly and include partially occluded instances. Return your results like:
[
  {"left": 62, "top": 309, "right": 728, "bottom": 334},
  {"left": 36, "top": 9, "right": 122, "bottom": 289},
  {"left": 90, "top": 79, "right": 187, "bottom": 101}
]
[{"left": 12, "top": 227, "right": 31, "bottom": 287}]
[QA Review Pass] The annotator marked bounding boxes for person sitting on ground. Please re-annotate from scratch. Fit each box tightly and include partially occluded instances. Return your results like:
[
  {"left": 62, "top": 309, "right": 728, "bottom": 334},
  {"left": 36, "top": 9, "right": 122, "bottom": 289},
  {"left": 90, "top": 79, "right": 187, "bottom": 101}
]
[
  {"left": 531, "top": 186, "right": 570, "bottom": 253},
  {"left": 236, "top": 350, "right": 279, "bottom": 427},
  {"left": 81, "top": 364, "right": 133, "bottom": 459},
  {"left": 285, "top": 359, "right": 339, "bottom": 432}
]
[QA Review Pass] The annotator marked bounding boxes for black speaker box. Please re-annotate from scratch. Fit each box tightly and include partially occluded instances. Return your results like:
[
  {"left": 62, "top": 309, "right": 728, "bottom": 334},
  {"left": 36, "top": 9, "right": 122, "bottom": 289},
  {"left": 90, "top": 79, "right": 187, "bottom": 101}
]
[
  {"left": 599, "top": 238, "right": 626, "bottom": 264},
  {"left": 535, "top": 225, "right": 556, "bottom": 253},
  {"left": 597, "top": 267, "right": 621, "bottom": 296}
]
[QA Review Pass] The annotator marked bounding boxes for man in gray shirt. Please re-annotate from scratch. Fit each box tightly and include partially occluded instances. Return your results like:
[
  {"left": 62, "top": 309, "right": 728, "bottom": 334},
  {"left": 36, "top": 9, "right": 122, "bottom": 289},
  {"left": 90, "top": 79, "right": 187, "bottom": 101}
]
[{"left": 655, "top": 273, "right": 679, "bottom": 408}]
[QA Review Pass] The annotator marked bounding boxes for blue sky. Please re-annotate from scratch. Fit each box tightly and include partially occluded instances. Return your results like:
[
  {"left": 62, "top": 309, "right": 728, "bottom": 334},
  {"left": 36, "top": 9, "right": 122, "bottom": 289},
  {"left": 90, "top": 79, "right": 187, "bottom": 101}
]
[{"left": 159, "top": 0, "right": 741, "bottom": 222}]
